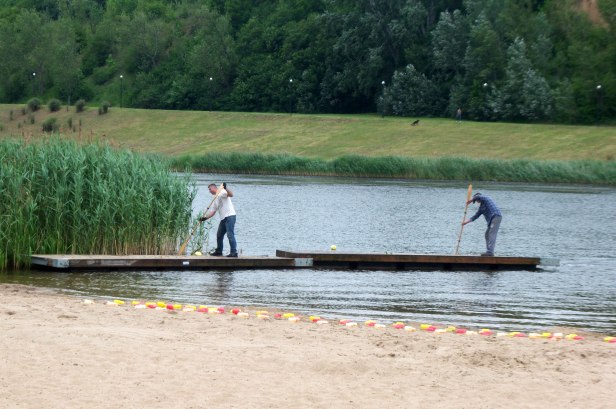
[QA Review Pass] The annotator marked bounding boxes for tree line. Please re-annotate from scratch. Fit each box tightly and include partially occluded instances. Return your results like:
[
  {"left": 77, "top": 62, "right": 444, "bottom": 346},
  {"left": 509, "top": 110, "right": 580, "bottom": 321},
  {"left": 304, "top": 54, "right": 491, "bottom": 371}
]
[{"left": 0, "top": 0, "right": 614, "bottom": 123}]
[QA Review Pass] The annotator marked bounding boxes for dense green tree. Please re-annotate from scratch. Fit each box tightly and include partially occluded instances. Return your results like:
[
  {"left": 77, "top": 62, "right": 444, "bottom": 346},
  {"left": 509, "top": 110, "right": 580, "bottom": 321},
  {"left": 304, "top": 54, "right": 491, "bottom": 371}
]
[
  {"left": 0, "top": 0, "right": 614, "bottom": 123},
  {"left": 452, "top": 12, "right": 505, "bottom": 120},
  {"left": 381, "top": 64, "right": 438, "bottom": 116},
  {"left": 489, "top": 38, "right": 552, "bottom": 121}
]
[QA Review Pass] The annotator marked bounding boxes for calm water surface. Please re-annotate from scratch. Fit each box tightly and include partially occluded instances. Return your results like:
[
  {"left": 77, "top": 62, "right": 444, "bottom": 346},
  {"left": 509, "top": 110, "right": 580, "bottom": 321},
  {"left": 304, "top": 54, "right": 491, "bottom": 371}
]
[{"left": 2, "top": 174, "right": 615, "bottom": 332}]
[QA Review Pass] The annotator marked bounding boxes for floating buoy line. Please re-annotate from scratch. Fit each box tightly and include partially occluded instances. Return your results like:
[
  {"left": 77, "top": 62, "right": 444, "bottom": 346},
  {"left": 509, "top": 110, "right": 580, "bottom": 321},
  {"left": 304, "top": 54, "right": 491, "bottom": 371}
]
[{"left": 85, "top": 298, "right": 616, "bottom": 345}]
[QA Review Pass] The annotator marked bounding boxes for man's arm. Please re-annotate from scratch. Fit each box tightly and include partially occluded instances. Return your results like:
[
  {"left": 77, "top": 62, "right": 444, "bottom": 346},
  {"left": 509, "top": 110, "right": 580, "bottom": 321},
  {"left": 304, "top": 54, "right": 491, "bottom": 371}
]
[
  {"left": 463, "top": 202, "right": 483, "bottom": 225},
  {"left": 466, "top": 206, "right": 483, "bottom": 223},
  {"left": 222, "top": 183, "right": 233, "bottom": 197},
  {"left": 200, "top": 198, "right": 220, "bottom": 221}
]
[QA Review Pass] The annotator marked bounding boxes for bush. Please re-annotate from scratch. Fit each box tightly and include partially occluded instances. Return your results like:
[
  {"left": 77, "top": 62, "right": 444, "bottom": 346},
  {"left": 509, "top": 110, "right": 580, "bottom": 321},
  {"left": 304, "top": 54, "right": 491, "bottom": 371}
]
[
  {"left": 27, "top": 98, "right": 42, "bottom": 112},
  {"left": 28, "top": 114, "right": 35, "bottom": 124},
  {"left": 67, "top": 117, "right": 73, "bottom": 129},
  {"left": 75, "top": 99, "right": 86, "bottom": 113},
  {"left": 9, "top": 110, "right": 13, "bottom": 121},
  {"left": 48, "top": 98, "right": 62, "bottom": 112},
  {"left": 21, "top": 107, "right": 26, "bottom": 115},
  {"left": 99, "top": 101, "right": 111, "bottom": 115},
  {"left": 41, "top": 117, "right": 58, "bottom": 132}
]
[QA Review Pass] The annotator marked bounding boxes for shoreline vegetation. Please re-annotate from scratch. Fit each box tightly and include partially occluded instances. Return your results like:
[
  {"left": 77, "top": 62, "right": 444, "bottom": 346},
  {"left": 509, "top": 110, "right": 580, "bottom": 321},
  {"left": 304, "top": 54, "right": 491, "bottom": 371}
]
[
  {"left": 171, "top": 153, "right": 616, "bottom": 185},
  {"left": 0, "top": 137, "right": 197, "bottom": 270}
]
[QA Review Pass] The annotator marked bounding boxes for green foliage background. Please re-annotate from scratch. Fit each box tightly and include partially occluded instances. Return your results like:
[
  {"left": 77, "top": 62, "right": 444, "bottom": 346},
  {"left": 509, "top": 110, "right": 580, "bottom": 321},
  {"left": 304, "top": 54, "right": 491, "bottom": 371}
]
[{"left": 0, "top": 0, "right": 614, "bottom": 123}]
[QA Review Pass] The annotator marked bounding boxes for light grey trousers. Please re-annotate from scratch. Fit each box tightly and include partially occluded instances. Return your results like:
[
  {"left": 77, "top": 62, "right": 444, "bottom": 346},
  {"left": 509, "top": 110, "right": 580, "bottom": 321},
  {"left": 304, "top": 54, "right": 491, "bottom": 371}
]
[{"left": 485, "top": 216, "right": 502, "bottom": 255}]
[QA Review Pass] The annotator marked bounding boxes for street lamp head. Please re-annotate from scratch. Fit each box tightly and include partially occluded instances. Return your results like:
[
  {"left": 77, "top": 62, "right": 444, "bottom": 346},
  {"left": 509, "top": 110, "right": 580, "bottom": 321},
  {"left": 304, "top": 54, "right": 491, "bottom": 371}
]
[
  {"left": 596, "top": 85, "right": 602, "bottom": 90},
  {"left": 120, "top": 74, "right": 123, "bottom": 79},
  {"left": 483, "top": 82, "right": 488, "bottom": 87},
  {"left": 32, "top": 72, "right": 36, "bottom": 76},
  {"left": 381, "top": 80, "right": 385, "bottom": 85},
  {"left": 209, "top": 77, "right": 213, "bottom": 81},
  {"left": 289, "top": 78, "right": 293, "bottom": 83}
]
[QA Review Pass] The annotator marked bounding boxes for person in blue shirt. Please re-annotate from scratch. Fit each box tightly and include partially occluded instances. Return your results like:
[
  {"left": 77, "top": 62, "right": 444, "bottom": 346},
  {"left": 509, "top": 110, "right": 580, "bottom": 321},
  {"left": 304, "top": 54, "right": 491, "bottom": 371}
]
[{"left": 463, "top": 192, "right": 502, "bottom": 256}]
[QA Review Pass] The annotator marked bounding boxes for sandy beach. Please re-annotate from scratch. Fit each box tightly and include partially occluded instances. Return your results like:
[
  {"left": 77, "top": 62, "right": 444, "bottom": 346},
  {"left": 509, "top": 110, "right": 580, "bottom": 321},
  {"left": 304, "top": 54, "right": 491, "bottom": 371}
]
[{"left": 1, "top": 283, "right": 614, "bottom": 409}]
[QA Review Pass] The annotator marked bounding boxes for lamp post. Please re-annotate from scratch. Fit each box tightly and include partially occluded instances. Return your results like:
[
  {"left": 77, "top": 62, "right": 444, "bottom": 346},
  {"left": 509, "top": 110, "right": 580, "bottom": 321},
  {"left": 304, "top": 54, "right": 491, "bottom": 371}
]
[
  {"left": 289, "top": 78, "right": 294, "bottom": 115},
  {"left": 596, "top": 84, "right": 602, "bottom": 124},
  {"left": 482, "top": 82, "right": 489, "bottom": 121},
  {"left": 120, "top": 75, "right": 124, "bottom": 108},
  {"left": 380, "top": 80, "right": 386, "bottom": 118},
  {"left": 32, "top": 72, "right": 36, "bottom": 96}
]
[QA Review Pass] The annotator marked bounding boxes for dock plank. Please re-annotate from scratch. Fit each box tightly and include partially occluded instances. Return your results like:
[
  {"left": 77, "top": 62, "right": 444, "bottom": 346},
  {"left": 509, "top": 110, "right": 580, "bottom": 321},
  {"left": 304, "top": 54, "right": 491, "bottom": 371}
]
[
  {"left": 276, "top": 250, "right": 549, "bottom": 271},
  {"left": 31, "top": 254, "right": 302, "bottom": 271}
]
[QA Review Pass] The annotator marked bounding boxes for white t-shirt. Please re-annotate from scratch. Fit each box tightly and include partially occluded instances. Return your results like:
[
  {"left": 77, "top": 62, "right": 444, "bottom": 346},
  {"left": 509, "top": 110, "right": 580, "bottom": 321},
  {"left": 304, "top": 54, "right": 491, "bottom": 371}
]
[{"left": 207, "top": 190, "right": 236, "bottom": 220}]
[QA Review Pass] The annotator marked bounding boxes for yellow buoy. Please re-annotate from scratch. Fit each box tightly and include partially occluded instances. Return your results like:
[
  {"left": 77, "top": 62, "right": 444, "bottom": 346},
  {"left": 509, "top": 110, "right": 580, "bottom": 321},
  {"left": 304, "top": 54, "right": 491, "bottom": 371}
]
[{"left": 330, "top": 245, "right": 337, "bottom": 251}]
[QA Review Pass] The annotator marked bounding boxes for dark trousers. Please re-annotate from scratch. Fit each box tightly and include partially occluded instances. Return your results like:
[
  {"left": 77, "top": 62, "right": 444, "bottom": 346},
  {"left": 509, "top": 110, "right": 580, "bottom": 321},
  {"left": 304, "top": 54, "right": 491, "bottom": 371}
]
[
  {"left": 485, "top": 216, "right": 502, "bottom": 255},
  {"left": 216, "top": 215, "right": 237, "bottom": 254}
]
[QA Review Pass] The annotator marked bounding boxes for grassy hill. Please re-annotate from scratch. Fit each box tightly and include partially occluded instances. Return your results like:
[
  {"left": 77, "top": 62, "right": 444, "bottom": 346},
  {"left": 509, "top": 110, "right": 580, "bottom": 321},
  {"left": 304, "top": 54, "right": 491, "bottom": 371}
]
[{"left": 1, "top": 104, "right": 615, "bottom": 162}]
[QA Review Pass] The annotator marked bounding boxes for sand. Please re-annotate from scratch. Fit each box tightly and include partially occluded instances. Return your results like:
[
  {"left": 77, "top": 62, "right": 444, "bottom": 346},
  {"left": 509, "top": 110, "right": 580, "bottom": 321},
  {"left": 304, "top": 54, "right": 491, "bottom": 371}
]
[{"left": 1, "top": 284, "right": 614, "bottom": 409}]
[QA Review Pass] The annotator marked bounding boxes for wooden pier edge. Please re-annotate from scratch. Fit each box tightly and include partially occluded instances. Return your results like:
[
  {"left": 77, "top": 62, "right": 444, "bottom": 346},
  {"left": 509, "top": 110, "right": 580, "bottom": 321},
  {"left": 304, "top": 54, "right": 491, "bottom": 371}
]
[
  {"left": 29, "top": 252, "right": 557, "bottom": 272},
  {"left": 30, "top": 254, "right": 312, "bottom": 271},
  {"left": 276, "top": 250, "right": 557, "bottom": 271}
]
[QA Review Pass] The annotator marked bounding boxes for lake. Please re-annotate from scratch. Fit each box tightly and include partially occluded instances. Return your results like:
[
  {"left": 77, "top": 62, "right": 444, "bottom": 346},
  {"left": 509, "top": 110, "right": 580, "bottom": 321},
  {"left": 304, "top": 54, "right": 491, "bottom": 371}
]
[{"left": 2, "top": 174, "right": 615, "bottom": 333}]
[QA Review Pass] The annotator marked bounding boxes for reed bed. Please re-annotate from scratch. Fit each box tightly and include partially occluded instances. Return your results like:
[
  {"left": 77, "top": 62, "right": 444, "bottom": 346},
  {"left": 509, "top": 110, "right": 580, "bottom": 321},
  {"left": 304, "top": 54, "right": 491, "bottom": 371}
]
[
  {"left": 172, "top": 153, "right": 616, "bottom": 185},
  {"left": 0, "top": 137, "right": 197, "bottom": 270}
]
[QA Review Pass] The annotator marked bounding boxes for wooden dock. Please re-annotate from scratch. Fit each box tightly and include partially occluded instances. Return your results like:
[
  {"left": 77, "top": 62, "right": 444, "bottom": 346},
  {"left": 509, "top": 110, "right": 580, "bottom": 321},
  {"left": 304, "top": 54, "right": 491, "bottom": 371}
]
[
  {"left": 30, "top": 254, "right": 312, "bottom": 271},
  {"left": 30, "top": 251, "right": 556, "bottom": 272},
  {"left": 276, "top": 250, "right": 555, "bottom": 271}
]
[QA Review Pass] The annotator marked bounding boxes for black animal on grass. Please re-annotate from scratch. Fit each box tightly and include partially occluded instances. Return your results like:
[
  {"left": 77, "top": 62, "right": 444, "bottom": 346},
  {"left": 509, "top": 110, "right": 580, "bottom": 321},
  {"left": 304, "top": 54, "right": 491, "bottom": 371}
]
[{"left": 411, "top": 119, "right": 420, "bottom": 126}]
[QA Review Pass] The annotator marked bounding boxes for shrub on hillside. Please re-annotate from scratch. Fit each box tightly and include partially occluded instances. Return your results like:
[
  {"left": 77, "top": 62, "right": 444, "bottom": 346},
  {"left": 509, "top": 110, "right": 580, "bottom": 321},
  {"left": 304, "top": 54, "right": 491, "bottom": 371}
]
[
  {"left": 48, "top": 98, "right": 62, "bottom": 112},
  {"left": 75, "top": 99, "right": 86, "bottom": 113},
  {"left": 27, "top": 98, "right": 42, "bottom": 112},
  {"left": 98, "top": 101, "right": 111, "bottom": 115},
  {"left": 42, "top": 117, "right": 58, "bottom": 132}
]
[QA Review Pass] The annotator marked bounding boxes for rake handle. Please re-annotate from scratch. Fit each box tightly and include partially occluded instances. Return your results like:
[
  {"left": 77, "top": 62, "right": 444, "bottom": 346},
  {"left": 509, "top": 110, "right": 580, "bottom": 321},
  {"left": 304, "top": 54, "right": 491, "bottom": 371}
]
[{"left": 454, "top": 184, "right": 473, "bottom": 255}]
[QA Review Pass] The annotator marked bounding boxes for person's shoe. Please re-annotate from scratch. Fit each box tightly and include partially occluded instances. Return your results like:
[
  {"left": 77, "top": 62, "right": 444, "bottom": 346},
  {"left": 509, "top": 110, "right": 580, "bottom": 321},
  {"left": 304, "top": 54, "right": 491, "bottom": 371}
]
[
  {"left": 481, "top": 252, "right": 494, "bottom": 257},
  {"left": 226, "top": 253, "right": 238, "bottom": 258},
  {"left": 209, "top": 250, "right": 223, "bottom": 256}
]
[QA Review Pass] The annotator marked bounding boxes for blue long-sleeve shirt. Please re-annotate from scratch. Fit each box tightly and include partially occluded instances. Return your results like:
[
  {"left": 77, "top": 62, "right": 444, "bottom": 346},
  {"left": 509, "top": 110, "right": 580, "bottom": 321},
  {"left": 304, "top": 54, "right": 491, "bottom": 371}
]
[{"left": 469, "top": 194, "right": 502, "bottom": 223}]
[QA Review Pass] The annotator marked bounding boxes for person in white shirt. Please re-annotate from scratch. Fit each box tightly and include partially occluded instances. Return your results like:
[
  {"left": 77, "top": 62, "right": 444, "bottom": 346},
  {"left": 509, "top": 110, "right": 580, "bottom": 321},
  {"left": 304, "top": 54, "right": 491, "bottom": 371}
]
[{"left": 200, "top": 183, "right": 237, "bottom": 257}]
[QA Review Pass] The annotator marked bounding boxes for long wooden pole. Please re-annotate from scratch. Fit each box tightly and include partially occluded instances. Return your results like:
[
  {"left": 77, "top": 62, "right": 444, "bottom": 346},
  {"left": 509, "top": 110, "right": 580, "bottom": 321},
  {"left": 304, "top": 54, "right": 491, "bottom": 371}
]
[
  {"left": 454, "top": 184, "right": 473, "bottom": 255},
  {"left": 177, "top": 183, "right": 223, "bottom": 255}
]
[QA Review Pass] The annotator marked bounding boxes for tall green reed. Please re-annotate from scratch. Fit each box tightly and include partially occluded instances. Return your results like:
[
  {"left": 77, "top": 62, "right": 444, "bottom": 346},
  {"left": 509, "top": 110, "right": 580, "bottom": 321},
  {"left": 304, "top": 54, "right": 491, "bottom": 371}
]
[
  {"left": 171, "top": 153, "right": 616, "bottom": 185},
  {"left": 0, "top": 137, "right": 198, "bottom": 270}
]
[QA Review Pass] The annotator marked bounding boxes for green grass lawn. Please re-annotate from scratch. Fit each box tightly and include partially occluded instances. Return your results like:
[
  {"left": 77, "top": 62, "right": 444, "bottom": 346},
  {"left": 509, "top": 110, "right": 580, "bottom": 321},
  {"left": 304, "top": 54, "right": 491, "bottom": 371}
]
[{"left": 1, "top": 103, "right": 615, "bottom": 161}]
